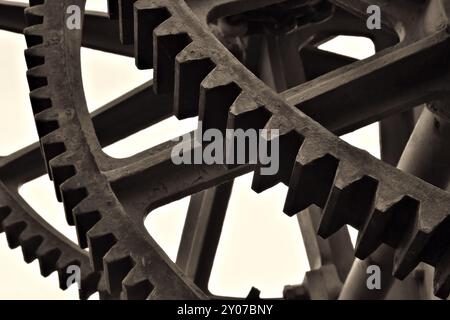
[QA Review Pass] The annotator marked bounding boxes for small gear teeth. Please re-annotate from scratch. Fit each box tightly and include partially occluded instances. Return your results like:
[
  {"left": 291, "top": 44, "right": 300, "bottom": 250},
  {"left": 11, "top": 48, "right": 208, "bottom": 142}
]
[
  {"left": 103, "top": 245, "right": 135, "bottom": 296},
  {"left": 134, "top": 1, "right": 171, "bottom": 69},
  {"left": 199, "top": 68, "right": 242, "bottom": 133},
  {"left": 121, "top": 266, "right": 154, "bottom": 300},
  {"left": 153, "top": 18, "right": 192, "bottom": 94},
  {"left": 174, "top": 43, "right": 215, "bottom": 119},
  {"left": 29, "top": 86, "right": 52, "bottom": 115}
]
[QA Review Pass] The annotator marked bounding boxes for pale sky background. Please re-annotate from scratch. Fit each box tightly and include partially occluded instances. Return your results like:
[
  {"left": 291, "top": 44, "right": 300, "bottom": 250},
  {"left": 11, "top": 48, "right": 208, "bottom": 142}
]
[{"left": 0, "top": 1, "right": 378, "bottom": 299}]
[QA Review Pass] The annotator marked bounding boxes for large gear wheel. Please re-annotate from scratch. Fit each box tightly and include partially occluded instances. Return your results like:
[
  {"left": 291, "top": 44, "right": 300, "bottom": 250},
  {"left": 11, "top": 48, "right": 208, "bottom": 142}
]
[{"left": 1, "top": 0, "right": 450, "bottom": 300}]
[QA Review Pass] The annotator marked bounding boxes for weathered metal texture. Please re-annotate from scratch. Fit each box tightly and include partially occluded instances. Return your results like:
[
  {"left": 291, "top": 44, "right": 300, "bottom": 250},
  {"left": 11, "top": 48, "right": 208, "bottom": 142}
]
[{"left": 0, "top": 0, "right": 448, "bottom": 300}]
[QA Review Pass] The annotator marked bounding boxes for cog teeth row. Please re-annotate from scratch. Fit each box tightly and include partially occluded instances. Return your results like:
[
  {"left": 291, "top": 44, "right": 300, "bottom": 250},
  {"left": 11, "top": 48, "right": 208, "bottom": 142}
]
[
  {"left": 0, "top": 200, "right": 100, "bottom": 298},
  {"left": 134, "top": 2, "right": 171, "bottom": 69},
  {"left": 121, "top": 266, "right": 155, "bottom": 300},
  {"left": 251, "top": 117, "right": 303, "bottom": 194},
  {"left": 319, "top": 171, "right": 378, "bottom": 239},
  {"left": 103, "top": 245, "right": 135, "bottom": 296},
  {"left": 118, "top": 0, "right": 138, "bottom": 45},
  {"left": 199, "top": 68, "right": 242, "bottom": 134},
  {"left": 153, "top": 19, "right": 192, "bottom": 94},
  {"left": 174, "top": 43, "right": 215, "bottom": 119}
]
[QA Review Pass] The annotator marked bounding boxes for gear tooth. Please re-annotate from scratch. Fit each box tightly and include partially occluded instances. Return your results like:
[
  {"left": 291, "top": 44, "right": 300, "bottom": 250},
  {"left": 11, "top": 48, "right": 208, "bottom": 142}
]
[
  {"left": 37, "top": 245, "right": 62, "bottom": 277},
  {"left": 318, "top": 165, "right": 378, "bottom": 238},
  {"left": 19, "top": 228, "right": 44, "bottom": 263},
  {"left": 73, "top": 206, "right": 102, "bottom": 249},
  {"left": 34, "top": 113, "right": 59, "bottom": 139},
  {"left": 153, "top": 18, "right": 192, "bottom": 94},
  {"left": 122, "top": 266, "right": 155, "bottom": 300},
  {"left": 24, "top": 47, "right": 46, "bottom": 69},
  {"left": 251, "top": 117, "right": 303, "bottom": 193},
  {"left": 49, "top": 152, "right": 78, "bottom": 202},
  {"left": 393, "top": 230, "right": 429, "bottom": 280},
  {"left": 355, "top": 195, "right": 417, "bottom": 259},
  {"left": 224, "top": 93, "right": 272, "bottom": 170},
  {"left": 198, "top": 68, "right": 242, "bottom": 134},
  {"left": 26, "top": 65, "right": 48, "bottom": 91},
  {"left": 434, "top": 249, "right": 450, "bottom": 299},
  {"left": 30, "top": 97, "right": 52, "bottom": 116},
  {"left": 29, "top": 85, "right": 52, "bottom": 114},
  {"left": 134, "top": 2, "right": 171, "bottom": 69},
  {"left": 283, "top": 148, "right": 339, "bottom": 216},
  {"left": 87, "top": 224, "right": 117, "bottom": 271},
  {"left": 174, "top": 43, "right": 215, "bottom": 119},
  {"left": 0, "top": 206, "right": 12, "bottom": 233},
  {"left": 23, "top": 25, "right": 45, "bottom": 47},
  {"left": 60, "top": 175, "right": 88, "bottom": 226},
  {"left": 78, "top": 269, "right": 101, "bottom": 300},
  {"left": 118, "top": 0, "right": 138, "bottom": 45},
  {"left": 103, "top": 245, "right": 135, "bottom": 296},
  {"left": 3, "top": 216, "right": 27, "bottom": 249},
  {"left": 24, "top": 4, "right": 45, "bottom": 26},
  {"left": 227, "top": 93, "right": 270, "bottom": 132}
]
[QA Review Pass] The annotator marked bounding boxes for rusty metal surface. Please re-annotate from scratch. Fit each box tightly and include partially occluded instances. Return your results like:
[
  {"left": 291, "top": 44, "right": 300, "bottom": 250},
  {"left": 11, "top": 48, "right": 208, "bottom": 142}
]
[{"left": 0, "top": 0, "right": 450, "bottom": 300}]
